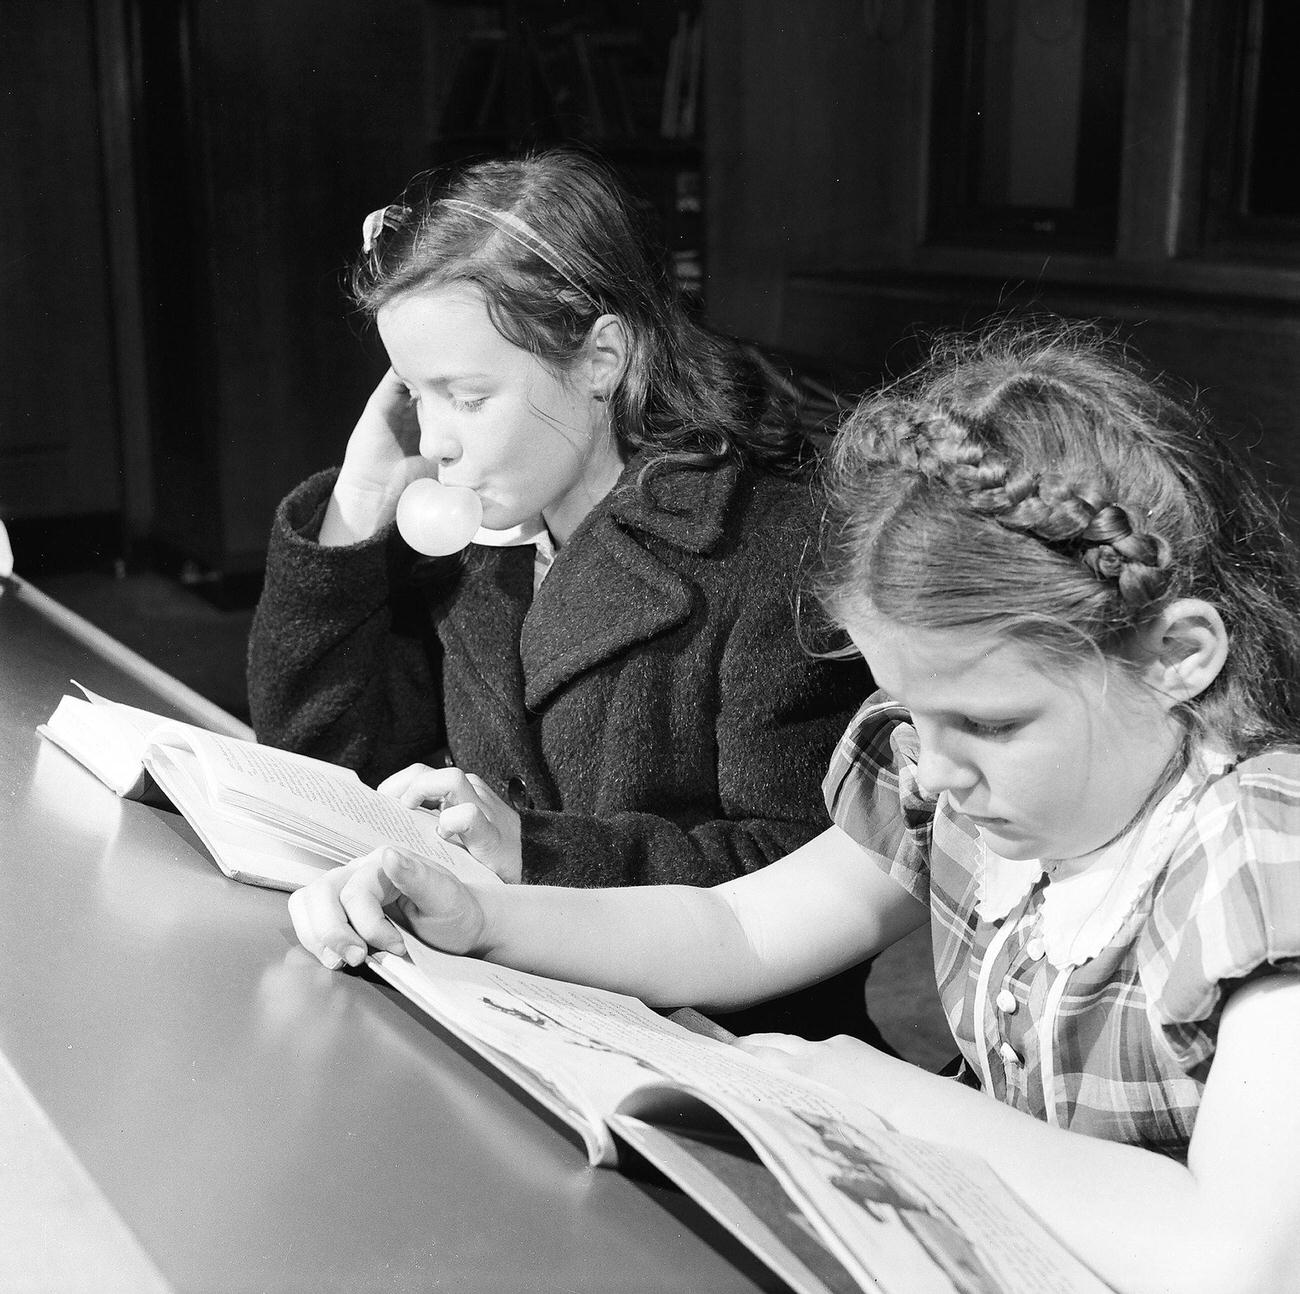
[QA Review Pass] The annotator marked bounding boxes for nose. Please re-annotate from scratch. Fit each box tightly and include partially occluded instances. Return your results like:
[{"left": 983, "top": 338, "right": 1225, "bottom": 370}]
[
  {"left": 416, "top": 403, "right": 461, "bottom": 466},
  {"left": 913, "top": 724, "right": 979, "bottom": 798}
]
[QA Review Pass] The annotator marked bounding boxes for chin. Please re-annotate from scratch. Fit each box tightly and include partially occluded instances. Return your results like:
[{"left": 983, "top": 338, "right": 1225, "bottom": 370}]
[{"left": 975, "top": 828, "right": 1042, "bottom": 862}]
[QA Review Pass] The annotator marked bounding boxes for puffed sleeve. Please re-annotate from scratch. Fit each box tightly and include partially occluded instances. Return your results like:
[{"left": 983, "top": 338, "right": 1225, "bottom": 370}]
[
  {"left": 822, "top": 693, "right": 937, "bottom": 905},
  {"left": 1141, "top": 750, "right": 1300, "bottom": 1068}
]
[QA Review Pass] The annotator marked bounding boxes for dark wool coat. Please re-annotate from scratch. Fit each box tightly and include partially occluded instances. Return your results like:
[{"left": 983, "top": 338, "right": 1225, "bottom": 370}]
[
  {"left": 249, "top": 457, "right": 871, "bottom": 891},
  {"left": 248, "top": 456, "right": 887, "bottom": 1041}
]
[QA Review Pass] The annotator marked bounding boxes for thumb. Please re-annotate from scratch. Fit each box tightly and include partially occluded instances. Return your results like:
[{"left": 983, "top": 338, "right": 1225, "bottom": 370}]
[
  {"left": 379, "top": 848, "right": 445, "bottom": 906},
  {"left": 382, "top": 849, "right": 485, "bottom": 956}
]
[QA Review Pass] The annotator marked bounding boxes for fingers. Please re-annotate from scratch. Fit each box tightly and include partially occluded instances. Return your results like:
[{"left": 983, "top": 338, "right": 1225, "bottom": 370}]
[
  {"left": 730, "top": 1033, "right": 815, "bottom": 1073},
  {"left": 288, "top": 848, "right": 405, "bottom": 970},
  {"left": 378, "top": 764, "right": 476, "bottom": 811},
  {"left": 732, "top": 1032, "right": 808, "bottom": 1055},
  {"left": 375, "top": 763, "right": 524, "bottom": 884}
]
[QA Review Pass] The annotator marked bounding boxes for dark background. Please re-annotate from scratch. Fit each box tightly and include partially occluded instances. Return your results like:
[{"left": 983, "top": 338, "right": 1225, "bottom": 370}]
[{"left": 3, "top": 0, "right": 1299, "bottom": 619}]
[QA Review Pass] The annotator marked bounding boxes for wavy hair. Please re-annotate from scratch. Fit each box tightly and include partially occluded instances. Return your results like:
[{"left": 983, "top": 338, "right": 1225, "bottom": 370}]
[
  {"left": 818, "top": 319, "right": 1300, "bottom": 755},
  {"left": 350, "top": 148, "right": 807, "bottom": 476}
]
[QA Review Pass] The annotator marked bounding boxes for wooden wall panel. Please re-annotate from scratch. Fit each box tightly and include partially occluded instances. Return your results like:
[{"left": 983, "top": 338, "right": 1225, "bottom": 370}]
[
  {"left": 704, "top": 0, "right": 930, "bottom": 346},
  {"left": 0, "top": 1, "right": 121, "bottom": 522},
  {"left": 143, "top": 0, "right": 435, "bottom": 573},
  {"left": 781, "top": 272, "right": 1300, "bottom": 519}
]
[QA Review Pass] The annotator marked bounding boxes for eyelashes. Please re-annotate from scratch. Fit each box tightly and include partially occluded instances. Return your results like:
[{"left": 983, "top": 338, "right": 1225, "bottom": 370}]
[
  {"left": 402, "top": 387, "right": 487, "bottom": 414},
  {"left": 961, "top": 719, "right": 1018, "bottom": 739}
]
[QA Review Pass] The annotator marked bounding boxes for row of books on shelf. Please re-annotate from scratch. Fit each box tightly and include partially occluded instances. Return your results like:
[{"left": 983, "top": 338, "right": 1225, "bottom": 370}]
[
  {"left": 37, "top": 683, "right": 1113, "bottom": 1294},
  {"left": 438, "top": 10, "right": 703, "bottom": 144}
]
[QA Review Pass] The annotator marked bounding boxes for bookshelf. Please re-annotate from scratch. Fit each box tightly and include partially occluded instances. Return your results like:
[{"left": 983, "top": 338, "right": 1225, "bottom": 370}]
[{"left": 424, "top": 1, "right": 706, "bottom": 309}]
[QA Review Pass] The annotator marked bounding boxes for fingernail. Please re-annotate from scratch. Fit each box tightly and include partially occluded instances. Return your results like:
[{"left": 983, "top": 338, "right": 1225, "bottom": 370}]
[
  {"left": 343, "top": 945, "right": 366, "bottom": 967},
  {"left": 320, "top": 949, "right": 343, "bottom": 970}
]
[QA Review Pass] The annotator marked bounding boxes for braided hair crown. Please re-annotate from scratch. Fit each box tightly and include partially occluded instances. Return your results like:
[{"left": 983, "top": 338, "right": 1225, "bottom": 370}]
[
  {"left": 876, "top": 403, "right": 1175, "bottom": 616},
  {"left": 820, "top": 319, "right": 1300, "bottom": 756}
]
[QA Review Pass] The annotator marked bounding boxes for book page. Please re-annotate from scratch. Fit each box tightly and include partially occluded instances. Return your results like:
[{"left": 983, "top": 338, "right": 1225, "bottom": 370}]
[
  {"left": 37, "top": 696, "right": 151, "bottom": 798},
  {"left": 143, "top": 742, "right": 333, "bottom": 890},
  {"left": 144, "top": 729, "right": 499, "bottom": 888}
]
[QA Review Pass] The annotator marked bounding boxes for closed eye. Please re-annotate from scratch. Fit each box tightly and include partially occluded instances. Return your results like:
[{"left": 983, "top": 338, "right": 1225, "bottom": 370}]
[
  {"left": 961, "top": 718, "right": 1019, "bottom": 739},
  {"left": 451, "top": 395, "right": 487, "bottom": 413}
]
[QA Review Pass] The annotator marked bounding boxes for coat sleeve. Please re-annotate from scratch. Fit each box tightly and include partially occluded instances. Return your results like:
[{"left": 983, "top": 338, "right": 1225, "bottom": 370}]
[
  {"left": 246, "top": 469, "right": 450, "bottom": 781},
  {"left": 518, "top": 509, "right": 872, "bottom": 888}
]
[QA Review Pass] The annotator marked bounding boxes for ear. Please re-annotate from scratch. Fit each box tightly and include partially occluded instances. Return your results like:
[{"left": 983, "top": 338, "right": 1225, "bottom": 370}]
[
  {"left": 584, "top": 314, "right": 628, "bottom": 400},
  {"left": 1136, "top": 598, "right": 1229, "bottom": 707}
]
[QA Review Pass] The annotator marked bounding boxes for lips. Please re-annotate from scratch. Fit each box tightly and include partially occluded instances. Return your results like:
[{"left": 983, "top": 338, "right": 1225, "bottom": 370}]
[{"left": 958, "top": 810, "right": 1014, "bottom": 832}]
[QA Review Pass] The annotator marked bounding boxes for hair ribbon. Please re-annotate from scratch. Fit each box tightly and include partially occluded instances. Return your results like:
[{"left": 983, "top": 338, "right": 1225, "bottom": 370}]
[{"left": 361, "top": 204, "right": 411, "bottom": 255}]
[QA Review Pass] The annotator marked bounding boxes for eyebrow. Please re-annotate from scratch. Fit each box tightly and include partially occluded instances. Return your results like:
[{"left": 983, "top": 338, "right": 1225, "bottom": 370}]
[{"left": 396, "top": 369, "right": 494, "bottom": 389}]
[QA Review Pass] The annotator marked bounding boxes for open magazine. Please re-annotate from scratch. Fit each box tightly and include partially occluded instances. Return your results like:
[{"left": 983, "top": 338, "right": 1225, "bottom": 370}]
[
  {"left": 372, "top": 941, "right": 1113, "bottom": 1294},
  {"left": 38, "top": 684, "right": 499, "bottom": 894}
]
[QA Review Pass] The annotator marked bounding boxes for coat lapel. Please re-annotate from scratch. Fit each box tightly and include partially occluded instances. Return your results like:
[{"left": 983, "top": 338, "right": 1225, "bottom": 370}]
[
  {"left": 521, "top": 460, "right": 742, "bottom": 711},
  {"left": 436, "top": 544, "right": 533, "bottom": 720}
]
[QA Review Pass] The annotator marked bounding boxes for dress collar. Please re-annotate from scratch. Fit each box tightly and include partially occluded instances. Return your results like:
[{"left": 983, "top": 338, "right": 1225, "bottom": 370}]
[{"left": 971, "top": 743, "right": 1236, "bottom": 968}]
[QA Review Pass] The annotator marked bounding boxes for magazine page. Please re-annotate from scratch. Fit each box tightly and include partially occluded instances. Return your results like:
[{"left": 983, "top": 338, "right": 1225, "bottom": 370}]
[
  {"left": 614, "top": 1090, "right": 1113, "bottom": 1294},
  {"left": 382, "top": 939, "right": 902, "bottom": 1166},
  {"left": 611, "top": 1114, "right": 861, "bottom": 1294},
  {"left": 142, "top": 727, "right": 498, "bottom": 888},
  {"left": 388, "top": 941, "right": 1111, "bottom": 1294},
  {"left": 368, "top": 951, "right": 620, "bottom": 1165}
]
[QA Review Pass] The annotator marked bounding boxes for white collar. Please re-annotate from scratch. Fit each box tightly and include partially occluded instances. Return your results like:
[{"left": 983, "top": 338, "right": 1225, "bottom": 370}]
[
  {"left": 470, "top": 520, "right": 548, "bottom": 549},
  {"left": 970, "top": 744, "right": 1235, "bottom": 968}
]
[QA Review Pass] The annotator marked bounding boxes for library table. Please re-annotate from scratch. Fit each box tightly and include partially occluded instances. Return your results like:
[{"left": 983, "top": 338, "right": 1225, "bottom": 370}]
[{"left": 0, "top": 574, "right": 781, "bottom": 1293}]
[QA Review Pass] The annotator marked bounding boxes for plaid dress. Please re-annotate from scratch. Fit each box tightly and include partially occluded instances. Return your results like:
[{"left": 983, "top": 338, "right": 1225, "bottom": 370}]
[{"left": 823, "top": 694, "right": 1300, "bottom": 1161}]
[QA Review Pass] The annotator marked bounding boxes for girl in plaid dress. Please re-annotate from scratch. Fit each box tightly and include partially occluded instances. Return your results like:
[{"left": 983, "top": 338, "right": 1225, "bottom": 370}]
[{"left": 293, "top": 322, "right": 1300, "bottom": 1292}]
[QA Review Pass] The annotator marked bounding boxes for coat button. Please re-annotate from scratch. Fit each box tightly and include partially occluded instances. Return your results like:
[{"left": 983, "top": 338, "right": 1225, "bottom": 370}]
[
  {"left": 506, "top": 776, "right": 533, "bottom": 811},
  {"left": 996, "top": 987, "right": 1017, "bottom": 1014},
  {"left": 998, "top": 1041, "right": 1021, "bottom": 1068}
]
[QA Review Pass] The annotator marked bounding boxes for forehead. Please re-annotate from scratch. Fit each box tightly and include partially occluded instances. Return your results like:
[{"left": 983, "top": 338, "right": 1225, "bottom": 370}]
[
  {"left": 847, "top": 616, "right": 1080, "bottom": 712},
  {"left": 377, "top": 284, "right": 523, "bottom": 374}
]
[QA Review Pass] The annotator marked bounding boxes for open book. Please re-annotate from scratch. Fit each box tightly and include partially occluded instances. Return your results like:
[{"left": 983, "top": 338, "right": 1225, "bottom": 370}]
[
  {"left": 38, "top": 684, "right": 500, "bottom": 894},
  {"left": 371, "top": 942, "right": 1113, "bottom": 1294}
]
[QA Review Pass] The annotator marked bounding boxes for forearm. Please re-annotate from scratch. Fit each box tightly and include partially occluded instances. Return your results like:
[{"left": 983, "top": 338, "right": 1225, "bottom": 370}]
[
  {"left": 470, "top": 880, "right": 764, "bottom": 1007},
  {"left": 479, "top": 825, "right": 923, "bottom": 1011},
  {"left": 859, "top": 1036, "right": 1296, "bottom": 1294}
]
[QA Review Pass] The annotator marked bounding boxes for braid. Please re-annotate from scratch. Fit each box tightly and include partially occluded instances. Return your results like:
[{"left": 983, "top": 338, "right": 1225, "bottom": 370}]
[
  {"left": 821, "top": 318, "right": 1300, "bottom": 756},
  {"left": 872, "top": 405, "right": 1175, "bottom": 613}
]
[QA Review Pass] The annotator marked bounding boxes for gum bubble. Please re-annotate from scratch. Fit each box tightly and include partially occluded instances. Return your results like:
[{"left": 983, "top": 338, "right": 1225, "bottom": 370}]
[{"left": 395, "top": 478, "right": 484, "bottom": 556}]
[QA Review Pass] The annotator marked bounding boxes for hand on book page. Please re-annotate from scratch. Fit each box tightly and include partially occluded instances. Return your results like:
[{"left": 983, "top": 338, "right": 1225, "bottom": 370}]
[
  {"left": 290, "top": 846, "right": 493, "bottom": 968},
  {"left": 376, "top": 763, "right": 524, "bottom": 884}
]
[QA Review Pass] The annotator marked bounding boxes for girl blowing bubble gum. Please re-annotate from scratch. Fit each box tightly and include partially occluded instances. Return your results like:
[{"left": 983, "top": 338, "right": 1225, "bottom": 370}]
[
  {"left": 292, "top": 320, "right": 1300, "bottom": 1293},
  {"left": 251, "top": 148, "right": 879, "bottom": 1039}
]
